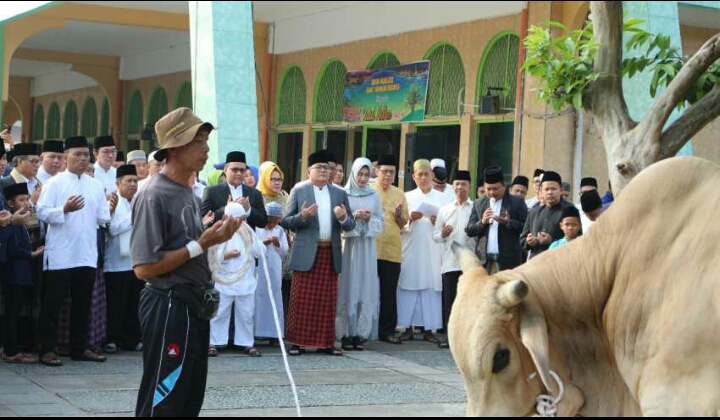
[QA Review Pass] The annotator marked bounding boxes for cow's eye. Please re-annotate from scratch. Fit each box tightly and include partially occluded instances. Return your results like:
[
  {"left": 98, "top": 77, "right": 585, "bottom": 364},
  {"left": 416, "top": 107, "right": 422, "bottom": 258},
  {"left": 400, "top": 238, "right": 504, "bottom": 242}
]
[{"left": 492, "top": 348, "right": 511, "bottom": 373}]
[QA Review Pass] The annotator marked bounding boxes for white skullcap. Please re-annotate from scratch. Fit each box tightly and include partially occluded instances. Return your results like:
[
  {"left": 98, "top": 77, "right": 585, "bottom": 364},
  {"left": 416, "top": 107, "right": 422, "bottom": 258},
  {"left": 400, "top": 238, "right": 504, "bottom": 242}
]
[
  {"left": 430, "top": 158, "right": 446, "bottom": 169},
  {"left": 224, "top": 202, "right": 246, "bottom": 219}
]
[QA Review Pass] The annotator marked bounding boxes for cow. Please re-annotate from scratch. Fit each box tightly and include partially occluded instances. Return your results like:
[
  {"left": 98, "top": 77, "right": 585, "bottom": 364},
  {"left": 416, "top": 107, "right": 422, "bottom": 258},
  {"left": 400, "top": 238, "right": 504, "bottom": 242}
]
[{"left": 449, "top": 157, "right": 720, "bottom": 417}]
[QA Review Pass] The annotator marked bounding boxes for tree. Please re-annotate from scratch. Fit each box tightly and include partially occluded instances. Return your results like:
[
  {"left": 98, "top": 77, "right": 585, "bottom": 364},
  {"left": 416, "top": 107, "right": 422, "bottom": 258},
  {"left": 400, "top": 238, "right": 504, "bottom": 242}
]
[
  {"left": 523, "top": 1, "right": 720, "bottom": 195},
  {"left": 405, "top": 84, "right": 424, "bottom": 113}
]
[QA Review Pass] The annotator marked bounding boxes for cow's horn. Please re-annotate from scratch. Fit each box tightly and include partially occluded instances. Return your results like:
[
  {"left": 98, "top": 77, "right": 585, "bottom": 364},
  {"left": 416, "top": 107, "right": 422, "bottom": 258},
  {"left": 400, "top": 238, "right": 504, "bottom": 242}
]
[
  {"left": 452, "top": 242, "right": 481, "bottom": 273},
  {"left": 497, "top": 280, "right": 528, "bottom": 308}
]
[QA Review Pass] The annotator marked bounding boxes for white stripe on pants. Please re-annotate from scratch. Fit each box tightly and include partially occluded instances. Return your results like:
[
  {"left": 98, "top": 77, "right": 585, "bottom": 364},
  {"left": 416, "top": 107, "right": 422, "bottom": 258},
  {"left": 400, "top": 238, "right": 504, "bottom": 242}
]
[
  {"left": 210, "top": 293, "right": 255, "bottom": 347},
  {"left": 396, "top": 288, "right": 443, "bottom": 330}
]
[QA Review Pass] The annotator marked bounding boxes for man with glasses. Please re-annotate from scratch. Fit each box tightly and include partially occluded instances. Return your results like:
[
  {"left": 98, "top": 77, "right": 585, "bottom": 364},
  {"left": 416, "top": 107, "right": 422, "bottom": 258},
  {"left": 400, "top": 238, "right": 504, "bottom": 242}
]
[
  {"left": 93, "top": 136, "right": 118, "bottom": 194},
  {"left": 371, "top": 155, "right": 408, "bottom": 345},
  {"left": 0, "top": 143, "right": 43, "bottom": 210},
  {"left": 202, "top": 151, "right": 267, "bottom": 229},
  {"left": 282, "top": 150, "right": 355, "bottom": 356},
  {"left": 526, "top": 168, "right": 545, "bottom": 210},
  {"left": 37, "top": 140, "right": 65, "bottom": 184}
]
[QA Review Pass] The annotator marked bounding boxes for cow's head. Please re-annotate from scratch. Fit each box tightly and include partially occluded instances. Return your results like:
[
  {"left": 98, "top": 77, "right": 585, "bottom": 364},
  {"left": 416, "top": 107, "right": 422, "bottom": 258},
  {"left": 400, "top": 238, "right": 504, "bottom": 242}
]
[{"left": 449, "top": 244, "right": 584, "bottom": 416}]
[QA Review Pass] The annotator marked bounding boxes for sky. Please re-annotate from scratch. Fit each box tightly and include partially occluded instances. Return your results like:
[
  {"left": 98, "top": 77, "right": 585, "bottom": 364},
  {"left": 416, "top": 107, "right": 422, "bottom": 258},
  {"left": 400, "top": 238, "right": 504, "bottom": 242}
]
[{"left": 1, "top": 1, "right": 53, "bottom": 23}]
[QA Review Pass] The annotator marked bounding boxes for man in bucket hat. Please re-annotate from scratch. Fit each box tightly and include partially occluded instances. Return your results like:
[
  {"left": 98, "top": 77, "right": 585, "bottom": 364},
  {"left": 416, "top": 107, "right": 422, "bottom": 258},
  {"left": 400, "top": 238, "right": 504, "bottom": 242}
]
[{"left": 132, "top": 108, "right": 241, "bottom": 417}]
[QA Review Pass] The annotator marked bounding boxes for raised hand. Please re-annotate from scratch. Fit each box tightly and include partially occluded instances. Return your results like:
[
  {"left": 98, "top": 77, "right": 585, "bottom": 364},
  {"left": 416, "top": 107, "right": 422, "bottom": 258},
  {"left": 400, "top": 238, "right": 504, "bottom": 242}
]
[
  {"left": 64, "top": 195, "right": 85, "bottom": 214},
  {"left": 301, "top": 201, "right": 318, "bottom": 220},
  {"left": 333, "top": 204, "right": 347, "bottom": 220}
]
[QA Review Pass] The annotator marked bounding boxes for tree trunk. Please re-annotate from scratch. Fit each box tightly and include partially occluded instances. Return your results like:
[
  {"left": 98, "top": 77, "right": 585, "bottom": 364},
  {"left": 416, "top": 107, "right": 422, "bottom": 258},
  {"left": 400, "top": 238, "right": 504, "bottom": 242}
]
[{"left": 588, "top": 1, "right": 720, "bottom": 196}]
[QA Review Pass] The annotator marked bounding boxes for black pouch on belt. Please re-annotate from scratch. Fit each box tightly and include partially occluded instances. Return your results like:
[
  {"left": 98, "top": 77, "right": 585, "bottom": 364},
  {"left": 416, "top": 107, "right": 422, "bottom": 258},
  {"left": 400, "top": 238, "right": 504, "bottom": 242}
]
[{"left": 172, "top": 283, "right": 220, "bottom": 320}]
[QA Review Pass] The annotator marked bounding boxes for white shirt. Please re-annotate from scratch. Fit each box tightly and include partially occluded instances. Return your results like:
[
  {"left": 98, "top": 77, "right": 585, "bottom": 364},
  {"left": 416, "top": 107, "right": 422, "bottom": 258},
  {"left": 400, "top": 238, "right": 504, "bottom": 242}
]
[
  {"left": 229, "top": 183, "right": 244, "bottom": 200},
  {"left": 105, "top": 194, "right": 133, "bottom": 272},
  {"left": 94, "top": 163, "right": 117, "bottom": 194},
  {"left": 227, "top": 183, "right": 252, "bottom": 217},
  {"left": 137, "top": 175, "right": 152, "bottom": 193},
  {"left": 399, "top": 188, "right": 447, "bottom": 291},
  {"left": 193, "top": 182, "right": 206, "bottom": 200},
  {"left": 213, "top": 226, "right": 266, "bottom": 297},
  {"left": 578, "top": 203, "right": 594, "bottom": 234},
  {"left": 37, "top": 167, "right": 56, "bottom": 184},
  {"left": 314, "top": 185, "right": 333, "bottom": 240},
  {"left": 487, "top": 198, "right": 504, "bottom": 255},
  {"left": 526, "top": 197, "right": 540, "bottom": 210},
  {"left": 37, "top": 171, "right": 111, "bottom": 270},
  {"left": 433, "top": 198, "right": 474, "bottom": 274},
  {"left": 12, "top": 170, "right": 39, "bottom": 193}
]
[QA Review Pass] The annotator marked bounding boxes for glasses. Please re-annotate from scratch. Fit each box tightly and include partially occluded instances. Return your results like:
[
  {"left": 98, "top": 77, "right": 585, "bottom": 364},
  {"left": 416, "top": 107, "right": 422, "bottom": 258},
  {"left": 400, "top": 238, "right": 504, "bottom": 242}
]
[
  {"left": 99, "top": 149, "right": 117, "bottom": 155},
  {"left": 228, "top": 167, "right": 247, "bottom": 174},
  {"left": 26, "top": 158, "right": 41, "bottom": 165},
  {"left": 270, "top": 178, "right": 284, "bottom": 183},
  {"left": 311, "top": 165, "right": 330, "bottom": 172}
]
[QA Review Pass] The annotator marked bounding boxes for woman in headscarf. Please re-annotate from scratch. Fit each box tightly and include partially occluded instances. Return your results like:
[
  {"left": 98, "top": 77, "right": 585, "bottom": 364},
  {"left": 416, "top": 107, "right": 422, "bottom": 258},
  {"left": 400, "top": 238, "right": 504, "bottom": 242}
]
[
  {"left": 207, "top": 169, "right": 225, "bottom": 187},
  {"left": 336, "top": 158, "right": 384, "bottom": 351},
  {"left": 245, "top": 166, "right": 259, "bottom": 189},
  {"left": 258, "top": 162, "right": 288, "bottom": 208}
]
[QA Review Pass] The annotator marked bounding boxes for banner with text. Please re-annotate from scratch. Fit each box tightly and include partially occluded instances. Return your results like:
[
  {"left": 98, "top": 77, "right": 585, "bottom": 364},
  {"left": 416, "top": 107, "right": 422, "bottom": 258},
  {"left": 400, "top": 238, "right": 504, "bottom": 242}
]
[{"left": 343, "top": 61, "right": 430, "bottom": 123}]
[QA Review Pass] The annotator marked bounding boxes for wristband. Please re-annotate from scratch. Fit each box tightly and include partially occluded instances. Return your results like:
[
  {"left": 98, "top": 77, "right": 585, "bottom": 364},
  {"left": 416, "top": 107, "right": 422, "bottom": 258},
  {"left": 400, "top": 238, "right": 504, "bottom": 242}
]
[{"left": 186, "top": 240, "right": 204, "bottom": 259}]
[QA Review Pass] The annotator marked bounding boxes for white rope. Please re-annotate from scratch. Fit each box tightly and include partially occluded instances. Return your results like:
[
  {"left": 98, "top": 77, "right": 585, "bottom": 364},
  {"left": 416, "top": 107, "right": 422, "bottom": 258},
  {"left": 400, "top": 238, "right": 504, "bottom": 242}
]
[
  {"left": 258, "top": 250, "right": 303, "bottom": 417},
  {"left": 528, "top": 370, "right": 564, "bottom": 417}
]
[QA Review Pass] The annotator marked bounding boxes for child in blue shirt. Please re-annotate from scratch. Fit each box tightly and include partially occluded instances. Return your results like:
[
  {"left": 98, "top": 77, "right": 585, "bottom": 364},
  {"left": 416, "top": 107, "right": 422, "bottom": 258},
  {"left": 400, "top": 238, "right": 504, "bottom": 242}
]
[{"left": 549, "top": 206, "right": 582, "bottom": 250}]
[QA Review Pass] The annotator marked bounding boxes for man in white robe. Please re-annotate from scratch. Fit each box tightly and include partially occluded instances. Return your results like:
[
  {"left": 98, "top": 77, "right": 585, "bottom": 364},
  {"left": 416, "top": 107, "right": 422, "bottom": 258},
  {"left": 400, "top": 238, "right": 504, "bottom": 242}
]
[
  {"left": 397, "top": 159, "right": 446, "bottom": 344},
  {"left": 92, "top": 136, "right": 117, "bottom": 195}
]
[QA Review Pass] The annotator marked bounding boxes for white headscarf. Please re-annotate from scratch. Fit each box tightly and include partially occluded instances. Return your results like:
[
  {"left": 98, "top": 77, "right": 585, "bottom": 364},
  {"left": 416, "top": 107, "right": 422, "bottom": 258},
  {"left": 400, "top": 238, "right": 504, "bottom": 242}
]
[{"left": 344, "top": 158, "right": 375, "bottom": 197}]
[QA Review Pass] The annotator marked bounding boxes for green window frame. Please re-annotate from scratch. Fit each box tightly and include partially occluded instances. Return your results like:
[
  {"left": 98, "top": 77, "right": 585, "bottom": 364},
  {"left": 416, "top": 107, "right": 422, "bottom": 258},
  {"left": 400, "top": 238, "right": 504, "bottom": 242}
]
[
  {"left": 423, "top": 43, "right": 466, "bottom": 117},
  {"left": 100, "top": 97, "right": 110, "bottom": 136},
  {"left": 367, "top": 51, "right": 400, "bottom": 70},
  {"left": 126, "top": 90, "right": 144, "bottom": 135},
  {"left": 33, "top": 105, "right": 44, "bottom": 140},
  {"left": 277, "top": 66, "right": 307, "bottom": 125},
  {"left": 81, "top": 96, "right": 98, "bottom": 138},
  {"left": 313, "top": 59, "right": 347, "bottom": 123},
  {"left": 476, "top": 32, "right": 520, "bottom": 112},
  {"left": 62, "top": 100, "right": 78, "bottom": 138},
  {"left": 46, "top": 102, "right": 60, "bottom": 139}
]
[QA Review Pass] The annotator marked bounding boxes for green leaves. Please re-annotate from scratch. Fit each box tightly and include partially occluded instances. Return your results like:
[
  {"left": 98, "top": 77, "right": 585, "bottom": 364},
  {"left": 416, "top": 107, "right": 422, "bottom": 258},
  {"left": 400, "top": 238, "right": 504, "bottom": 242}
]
[
  {"left": 524, "top": 16, "right": 720, "bottom": 112},
  {"left": 523, "top": 21, "right": 598, "bottom": 111}
]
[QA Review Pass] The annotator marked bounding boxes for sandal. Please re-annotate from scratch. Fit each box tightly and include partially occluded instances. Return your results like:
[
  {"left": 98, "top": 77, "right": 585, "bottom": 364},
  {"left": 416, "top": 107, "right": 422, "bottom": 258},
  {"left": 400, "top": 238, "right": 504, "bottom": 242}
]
[
  {"left": 352, "top": 337, "right": 365, "bottom": 351},
  {"left": 243, "top": 347, "right": 262, "bottom": 357},
  {"left": 289, "top": 345, "right": 304, "bottom": 356},
  {"left": 3, "top": 353, "right": 37, "bottom": 364},
  {"left": 423, "top": 331, "right": 440, "bottom": 344},
  {"left": 208, "top": 346, "right": 218, "bottom": 357},
  {"left": 341, "top": 337, "right": 354, "bottom": 351},
  {"left": 39, "top": 352, "right": 63, "bottom": 367},
  {"left": 323, "top": 347, "right": 343, "bottom": 356},
  {"left": 399, "top": 330, "right": 415, "bottom": 341},
  {"left": 71, "top": 349, "right": 107, "bottom": 362}
]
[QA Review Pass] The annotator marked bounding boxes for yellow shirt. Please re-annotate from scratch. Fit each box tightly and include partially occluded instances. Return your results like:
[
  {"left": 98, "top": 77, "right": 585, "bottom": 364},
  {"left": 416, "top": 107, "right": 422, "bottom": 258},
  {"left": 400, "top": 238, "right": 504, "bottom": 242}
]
[{"left": 372, "top": 183, "right": 409, "bottom": 263}]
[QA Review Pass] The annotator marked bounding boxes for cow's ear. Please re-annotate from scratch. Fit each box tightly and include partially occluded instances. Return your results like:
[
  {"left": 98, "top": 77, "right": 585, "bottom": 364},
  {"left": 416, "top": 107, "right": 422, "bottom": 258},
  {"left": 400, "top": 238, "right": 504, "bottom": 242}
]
[
  {"left": 519, "top": 292, "right": 556, "bottom": 395},
  {"left": 452, "top": 242, "right": 482, "bottom": 273}
]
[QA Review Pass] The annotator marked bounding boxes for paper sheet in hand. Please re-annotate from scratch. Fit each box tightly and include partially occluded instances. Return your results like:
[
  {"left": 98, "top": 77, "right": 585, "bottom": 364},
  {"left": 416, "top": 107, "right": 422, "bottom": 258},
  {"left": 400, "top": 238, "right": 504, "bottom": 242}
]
[{"left": 413, "top": 202, "right": 439, "bottom": 217}]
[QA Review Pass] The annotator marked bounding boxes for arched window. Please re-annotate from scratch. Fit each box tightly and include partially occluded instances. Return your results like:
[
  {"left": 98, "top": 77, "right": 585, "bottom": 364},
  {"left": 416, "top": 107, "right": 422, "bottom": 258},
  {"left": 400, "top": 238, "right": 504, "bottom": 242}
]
[
  {"left": 313, "top": 59, "right": 347, "bottom": 123},
  {"left": 367, "top": 51, "right": 400, "bottom": 70},
  {"left": 176, "top": 82, "right": 192, "bottom": 109},
  {"left": 277, "top": 66, "right": 307, "bottom": 125},
  {"left": 100, "top": 97, "right": 110, "bottom": 136},
  {"left": 62, "top": 100, "right": 78, "bottom": 138},
  {"left": 477, "top": 32, "right": 520, "bottom": 112},
  {"left": 126, "top": 90, "right": 143, "bottom": 135},
  {"left": 33, "top": 105, "right": 44, "bottom": 140},
  {"left": 81, "top": 97, "right": 98, "bottom": 138},
  {"left": 147, "top": 87, "right": 169, "bottom": 128},
  {"left": 423, "top": 43, "right": 466, "bottom": 117},
  {"left": 46, "top": 102, "right": 60, "bottom": 138}
]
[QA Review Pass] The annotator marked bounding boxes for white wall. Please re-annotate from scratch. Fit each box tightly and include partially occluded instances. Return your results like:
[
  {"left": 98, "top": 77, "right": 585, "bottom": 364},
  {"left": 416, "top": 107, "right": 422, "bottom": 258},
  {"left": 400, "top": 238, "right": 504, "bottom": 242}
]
[
  {"left": 119, "top": 43, "right": 191, "bottom": 80},
  {"left": 31, "top": 70, "right": 98, "bottom": 97},
  {"left": 271, "top": 1, "right": 527, "bottom": 54}
]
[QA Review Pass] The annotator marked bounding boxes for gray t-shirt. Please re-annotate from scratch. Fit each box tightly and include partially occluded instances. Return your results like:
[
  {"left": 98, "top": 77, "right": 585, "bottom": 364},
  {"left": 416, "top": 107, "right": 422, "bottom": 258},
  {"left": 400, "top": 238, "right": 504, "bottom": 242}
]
[{"left": 131, "top": 174, "right": 211, "bottom": 289}]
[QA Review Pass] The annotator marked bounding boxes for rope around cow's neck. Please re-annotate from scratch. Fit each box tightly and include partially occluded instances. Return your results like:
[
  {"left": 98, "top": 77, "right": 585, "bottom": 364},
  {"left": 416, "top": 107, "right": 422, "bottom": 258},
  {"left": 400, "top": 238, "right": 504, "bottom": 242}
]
[{"left": 528, "top": 370, "right": 565, "bottom": 417}]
